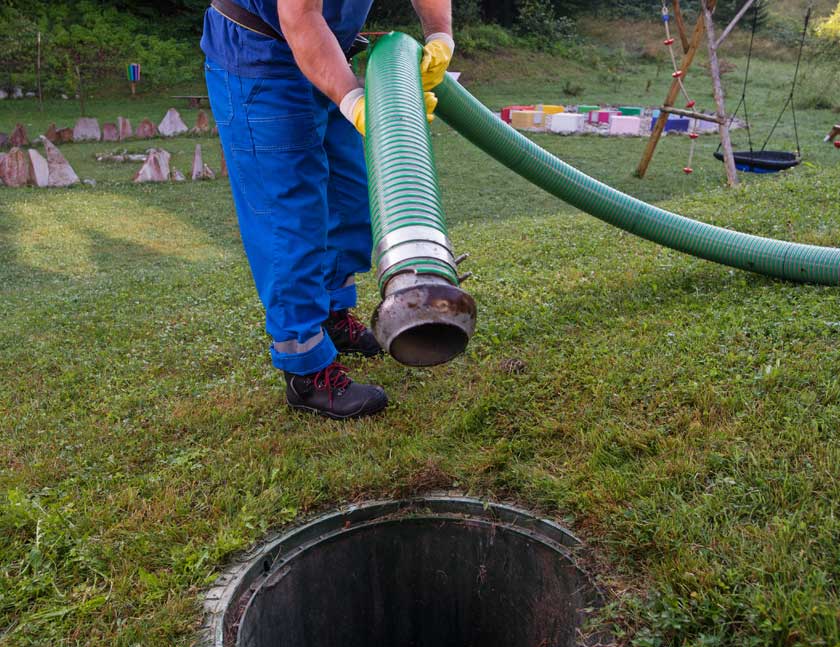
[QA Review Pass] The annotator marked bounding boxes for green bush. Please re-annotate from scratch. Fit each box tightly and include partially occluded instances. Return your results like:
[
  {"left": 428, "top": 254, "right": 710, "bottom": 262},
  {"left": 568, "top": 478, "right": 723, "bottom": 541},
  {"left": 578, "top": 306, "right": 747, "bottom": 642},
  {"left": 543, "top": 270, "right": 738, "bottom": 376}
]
[
  {"left": 817, "top": 2, "right": 840, "bottom": 40},
  {"left": 0, "top": 7, "right": 39, "bottom": 91},
  {"left": 0, "top": 1, "right": 197, "bottom": 98},
  {"left": 457, "top": 23, "right": 515, "bottom": 55},
  {"left": 515, "top": 0, "right": 578, "bottom": 52},
  {"left": 592, "top": 0, "right": 767, "bottom": 30},
  {"left": 368, "top": 0, "right": 481, "bottom": 28}
]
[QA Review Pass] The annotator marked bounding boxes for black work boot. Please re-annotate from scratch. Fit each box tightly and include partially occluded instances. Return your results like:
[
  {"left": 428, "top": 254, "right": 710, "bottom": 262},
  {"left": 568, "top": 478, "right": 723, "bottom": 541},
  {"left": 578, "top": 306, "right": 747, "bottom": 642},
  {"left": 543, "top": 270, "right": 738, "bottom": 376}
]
[
  {"left": 285, "top": 362, "right": 388, "bottom": 419},
  {"left": 323, "top": 309, "right": 382, "bottom": 357}
]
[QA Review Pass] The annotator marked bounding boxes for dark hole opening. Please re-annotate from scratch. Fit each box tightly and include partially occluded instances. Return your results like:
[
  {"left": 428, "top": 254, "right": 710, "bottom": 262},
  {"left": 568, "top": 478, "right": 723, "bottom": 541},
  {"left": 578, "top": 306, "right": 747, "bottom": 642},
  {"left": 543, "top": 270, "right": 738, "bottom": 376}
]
[
  {"left": 389, "top": 323, "right": 468, "bottom": 367},
  {"left": 237, "top": 516, "right": 598, "bottom": 647}
]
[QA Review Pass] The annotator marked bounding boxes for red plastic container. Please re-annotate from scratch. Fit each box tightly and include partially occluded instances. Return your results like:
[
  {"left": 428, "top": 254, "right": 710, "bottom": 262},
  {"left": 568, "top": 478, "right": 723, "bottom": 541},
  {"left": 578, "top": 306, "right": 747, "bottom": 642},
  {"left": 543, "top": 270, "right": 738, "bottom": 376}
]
[{"left": 501, "top": 105, "right": 535, "bottom": 124}]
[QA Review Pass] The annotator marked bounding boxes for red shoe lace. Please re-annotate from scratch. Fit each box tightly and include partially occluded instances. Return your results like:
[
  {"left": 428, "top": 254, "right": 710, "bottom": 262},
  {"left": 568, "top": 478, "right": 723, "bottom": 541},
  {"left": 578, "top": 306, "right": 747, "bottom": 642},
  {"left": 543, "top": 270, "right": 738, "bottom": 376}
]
[
  {"left": 312, "top": 362, "right": 351, "bottom": 406},
  {"left": 332, "top": 310, "right": 366, "bottom": 343}
]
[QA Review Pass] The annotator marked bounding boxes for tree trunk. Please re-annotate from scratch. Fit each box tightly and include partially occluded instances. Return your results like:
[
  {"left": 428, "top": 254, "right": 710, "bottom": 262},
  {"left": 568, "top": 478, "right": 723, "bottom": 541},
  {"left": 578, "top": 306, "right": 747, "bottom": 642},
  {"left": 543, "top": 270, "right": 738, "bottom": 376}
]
[{"left": 75, "top": 65, "right": 86, "bottom": 117}]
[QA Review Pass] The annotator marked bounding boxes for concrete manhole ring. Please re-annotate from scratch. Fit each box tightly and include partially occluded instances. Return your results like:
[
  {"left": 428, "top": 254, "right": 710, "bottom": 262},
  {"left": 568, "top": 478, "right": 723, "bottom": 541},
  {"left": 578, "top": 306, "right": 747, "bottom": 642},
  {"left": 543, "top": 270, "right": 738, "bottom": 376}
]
[{"left": 202, "top": 495, "right": 605, "bottom": 647}]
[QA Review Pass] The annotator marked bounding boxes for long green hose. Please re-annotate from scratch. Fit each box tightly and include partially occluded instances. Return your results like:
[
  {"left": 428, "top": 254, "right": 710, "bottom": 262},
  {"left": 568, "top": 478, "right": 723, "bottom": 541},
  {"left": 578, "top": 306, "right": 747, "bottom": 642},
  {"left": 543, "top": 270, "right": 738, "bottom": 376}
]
[
  {"left": 365, "top": 33, "right": 460, "bottom": 295},
  {"left": 433, "top": 74, "right": 840, "bottom": 285}
]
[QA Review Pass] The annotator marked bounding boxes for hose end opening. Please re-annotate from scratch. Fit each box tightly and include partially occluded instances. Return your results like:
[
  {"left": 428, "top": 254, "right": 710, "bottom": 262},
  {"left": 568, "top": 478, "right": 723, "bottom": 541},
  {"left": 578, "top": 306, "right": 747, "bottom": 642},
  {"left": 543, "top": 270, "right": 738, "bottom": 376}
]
[{"left": 373, "top": 274, "right": 476, "bottom": 367}]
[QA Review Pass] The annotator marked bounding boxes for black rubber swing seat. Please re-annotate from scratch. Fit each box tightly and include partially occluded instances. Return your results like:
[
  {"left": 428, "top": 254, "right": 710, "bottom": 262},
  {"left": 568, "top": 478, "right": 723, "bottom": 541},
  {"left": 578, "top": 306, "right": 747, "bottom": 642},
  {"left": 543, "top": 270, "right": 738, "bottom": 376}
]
[{"left": 714, "top": 150, "right": 801, "bottom": 173}]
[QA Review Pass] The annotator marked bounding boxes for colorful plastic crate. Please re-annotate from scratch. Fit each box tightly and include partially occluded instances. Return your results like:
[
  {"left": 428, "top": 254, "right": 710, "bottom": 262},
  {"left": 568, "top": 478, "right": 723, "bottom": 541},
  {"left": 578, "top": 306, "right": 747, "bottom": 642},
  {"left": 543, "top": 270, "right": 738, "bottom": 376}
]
[
  {"left": 619, "top": 106, "right": 643, "bottom": 116},
  {"left": 501, "top": 105, "right": 535, "bottom": 124},
  {"left": 548, "top": 113, "right": 585, "bottom": 134},
  {"left": 540, "top": 104, "right": 565, "bottom": 115},
  {"left": 510, "top": 110, "right": 545, "bottom": 130},
  {"left": 588, "top": 110, "right": 621, "bottom": 125},
  {"left": 649, "top": 114, "right": 691, "bottom": 133},
  {"left": 609, "top": 115, "right": 642, "bottom": 136},
  {"left": 663, "top": 117, "right": 690, "bottom": 132}
]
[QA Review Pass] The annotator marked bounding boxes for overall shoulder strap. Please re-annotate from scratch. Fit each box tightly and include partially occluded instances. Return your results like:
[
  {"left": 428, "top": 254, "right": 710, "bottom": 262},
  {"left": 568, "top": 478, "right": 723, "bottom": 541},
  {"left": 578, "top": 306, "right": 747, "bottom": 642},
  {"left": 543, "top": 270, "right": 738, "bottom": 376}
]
[{"left": 210, "top": 0, "right": 285, "bottom": 41}]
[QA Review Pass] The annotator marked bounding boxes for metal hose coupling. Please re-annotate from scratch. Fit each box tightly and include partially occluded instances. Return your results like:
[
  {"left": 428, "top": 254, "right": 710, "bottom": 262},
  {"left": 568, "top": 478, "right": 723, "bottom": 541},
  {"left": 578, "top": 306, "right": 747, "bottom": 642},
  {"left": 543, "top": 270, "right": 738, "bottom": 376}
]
[{"left": 365, "top": 32, "right": 476, "bottom": 366}]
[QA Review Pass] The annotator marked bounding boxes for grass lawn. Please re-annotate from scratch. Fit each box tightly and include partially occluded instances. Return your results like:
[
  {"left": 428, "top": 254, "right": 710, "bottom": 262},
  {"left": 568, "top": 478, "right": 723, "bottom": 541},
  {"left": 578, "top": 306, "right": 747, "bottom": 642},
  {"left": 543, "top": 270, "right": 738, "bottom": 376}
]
[{"left": 2, "top": 38, "right": 840, "bottom": 646}]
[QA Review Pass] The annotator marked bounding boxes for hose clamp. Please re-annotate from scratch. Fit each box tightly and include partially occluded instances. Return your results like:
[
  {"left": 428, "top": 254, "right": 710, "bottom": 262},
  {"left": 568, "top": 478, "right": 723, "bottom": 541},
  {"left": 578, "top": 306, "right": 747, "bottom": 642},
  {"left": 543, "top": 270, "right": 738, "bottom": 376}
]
[
  {"left": 374, "top": 226, "right": 453, "bottom": 262},
  {"left": 376, "top": 242, "right": 457, "bottom": 282}
]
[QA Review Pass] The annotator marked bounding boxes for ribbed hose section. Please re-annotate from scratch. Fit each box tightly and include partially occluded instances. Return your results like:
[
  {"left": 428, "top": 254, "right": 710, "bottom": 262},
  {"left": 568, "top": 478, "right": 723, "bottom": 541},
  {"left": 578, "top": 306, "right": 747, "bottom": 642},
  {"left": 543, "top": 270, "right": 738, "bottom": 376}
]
[
  {"left": 365, "top": 32, "right": 459, "bottom": 294},
  {"left": 365, "top": 32, "right": 476, "bottom": 367},
  {"left": 434, "top": 74, "right": 840, "bottom": 285}
]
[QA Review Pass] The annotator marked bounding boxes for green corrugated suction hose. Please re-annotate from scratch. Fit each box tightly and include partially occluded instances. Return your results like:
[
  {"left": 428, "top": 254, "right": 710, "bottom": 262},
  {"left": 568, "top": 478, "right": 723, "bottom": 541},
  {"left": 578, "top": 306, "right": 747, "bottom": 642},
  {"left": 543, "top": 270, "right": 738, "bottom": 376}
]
[
  {"left": 365, "top": 33, "right": 476, "bottom": 367},
  {"left": 365, "top": 32, "right": 460, "bottom": 295},
  {"left": 433, "top": 74, "right": 840, "bottom": 285}
]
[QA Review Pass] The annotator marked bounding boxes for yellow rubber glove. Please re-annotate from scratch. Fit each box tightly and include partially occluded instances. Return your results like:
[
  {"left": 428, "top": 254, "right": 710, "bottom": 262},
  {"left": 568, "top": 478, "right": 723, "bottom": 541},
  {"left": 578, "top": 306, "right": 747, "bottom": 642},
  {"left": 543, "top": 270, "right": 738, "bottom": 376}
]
[
  {"left": 424, "top": 91, "right": 438, "bottom": 124},
  {"left": 340, "top": 87, "right": 366, "bottom": 137},
  {"left": 420, "top": 33, "right": 454, "bottom": 91},
  {"left": 341, "top": 88, "right": 439, "bottom": 135}
]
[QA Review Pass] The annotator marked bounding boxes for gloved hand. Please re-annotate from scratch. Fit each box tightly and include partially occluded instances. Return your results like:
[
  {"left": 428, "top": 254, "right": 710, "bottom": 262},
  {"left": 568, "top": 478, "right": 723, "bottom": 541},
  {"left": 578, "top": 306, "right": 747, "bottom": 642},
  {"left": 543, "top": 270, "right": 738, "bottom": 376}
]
[
  {"left": 340, "top": 87, "right": 439, "bottom": 137},
  {"left": 423, "top": 91, "right": 438, "bottom": 124},
  {"left": 420, "top": 33, "right": 454, "bottom": 91},
  {"left": 340, "top": 87, "right": 366, "bottom": 136}
]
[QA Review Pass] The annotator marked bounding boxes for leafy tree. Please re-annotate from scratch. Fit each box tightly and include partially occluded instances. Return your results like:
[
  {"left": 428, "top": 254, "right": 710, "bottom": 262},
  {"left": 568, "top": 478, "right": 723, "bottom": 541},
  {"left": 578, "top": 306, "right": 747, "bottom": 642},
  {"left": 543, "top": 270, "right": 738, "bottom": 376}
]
[
  {"left": 816, "top": 1, "right": 840, "bottom": 40},
  {"left": 0, "top": 1, "right": 197, "bottom": 111},
  {"left": 0, "top": 7, "right": 39, "bottom": 92}
]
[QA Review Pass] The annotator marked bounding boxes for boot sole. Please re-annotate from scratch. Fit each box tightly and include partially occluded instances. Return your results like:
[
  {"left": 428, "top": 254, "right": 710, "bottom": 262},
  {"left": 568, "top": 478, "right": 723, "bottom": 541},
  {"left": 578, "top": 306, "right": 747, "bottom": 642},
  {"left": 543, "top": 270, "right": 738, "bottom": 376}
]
[{"left": 287, "top": 395, "right": 389, "bottom": 420}]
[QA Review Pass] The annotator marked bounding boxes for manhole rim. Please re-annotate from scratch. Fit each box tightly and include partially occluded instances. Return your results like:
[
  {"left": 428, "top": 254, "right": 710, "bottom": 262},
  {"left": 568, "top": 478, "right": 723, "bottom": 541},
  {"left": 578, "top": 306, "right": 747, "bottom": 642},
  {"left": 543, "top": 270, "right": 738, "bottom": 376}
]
[{"left": 200, "top": 494, "right": 600, "bottom": 647}]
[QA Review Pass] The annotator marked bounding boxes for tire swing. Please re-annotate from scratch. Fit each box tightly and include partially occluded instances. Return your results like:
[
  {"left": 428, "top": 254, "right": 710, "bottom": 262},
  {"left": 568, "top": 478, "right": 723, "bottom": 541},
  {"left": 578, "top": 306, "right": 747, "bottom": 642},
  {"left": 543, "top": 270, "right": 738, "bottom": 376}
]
[{"left": 714, "top": 2, "right": 809, "bottom": 174}]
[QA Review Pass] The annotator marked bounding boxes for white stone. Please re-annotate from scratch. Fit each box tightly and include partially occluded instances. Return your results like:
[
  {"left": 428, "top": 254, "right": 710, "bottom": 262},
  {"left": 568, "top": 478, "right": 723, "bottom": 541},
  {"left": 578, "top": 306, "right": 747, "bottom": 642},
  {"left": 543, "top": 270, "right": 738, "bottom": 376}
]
[
  {"left": 73, "top": 117, "right": 101, "bottom": 142},
  {"left": 0, "top": 89, "right": 7, "bottom": 100},
  {"left": 27, "top": 149, "right": 49, "bottom": 187},
  {"left": 191, "top": 144, "right": 203, "bottom": 180},
  {"left": 133, "top": 148, "right": 172, "bottom": 183},
  {"left": 41, "top": 139, "right": 80, "bottom": 187},
  {"left": 0, "top": 148, "right": 30, "bottom": 187},
  {"left": 158, "top": 108, "right": 189, "bottom": 137},
  {"left": 117, "top": 116, "right": 133, "bottom": 140},
  {"left": 12, "top": 87, "right": 23, "bottom": 99}
]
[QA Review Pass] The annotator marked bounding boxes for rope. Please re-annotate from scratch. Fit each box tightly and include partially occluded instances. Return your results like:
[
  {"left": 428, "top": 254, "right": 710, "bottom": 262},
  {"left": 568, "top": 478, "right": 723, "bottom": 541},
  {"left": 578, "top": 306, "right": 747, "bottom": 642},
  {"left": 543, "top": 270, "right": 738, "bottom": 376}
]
[
  {"left": 661, "top": 1, "right": 700, "bottom": 174},
  {"left": 718, "top": 0, "right": 759, "bottom": 154},
  {"left": 760, "top": 5, "right": 810, "bottom": 156}
]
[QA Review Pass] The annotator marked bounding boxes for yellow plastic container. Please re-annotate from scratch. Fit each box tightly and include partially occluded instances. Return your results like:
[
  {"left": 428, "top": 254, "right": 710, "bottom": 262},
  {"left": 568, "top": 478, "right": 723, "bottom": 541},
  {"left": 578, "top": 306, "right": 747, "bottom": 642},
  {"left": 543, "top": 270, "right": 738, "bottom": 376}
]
[
  {"left": 541, "top": 104, "right": 565, "bottom": 115},
  {"left": 510, "top": 110, "right": 543, "bottom": 130}
]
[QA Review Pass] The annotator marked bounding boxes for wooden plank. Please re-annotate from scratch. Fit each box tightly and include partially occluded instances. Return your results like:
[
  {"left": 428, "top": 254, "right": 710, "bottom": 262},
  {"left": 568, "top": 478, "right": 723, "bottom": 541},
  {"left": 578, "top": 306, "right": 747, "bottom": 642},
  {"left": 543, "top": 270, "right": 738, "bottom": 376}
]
[
  {"left": 703, "top": 0, "right": 739, "bottom": 186},
  {"left": 672, "top": 0, "right": 691, "bottom": 54},
  {"left": 635, "top": 1, "right": 716, "bottom": 179},
  {"left": 661, "top": 106, "right": 723, "bottom": 123},
  {"left": 715, "top": 0, "right": 758, "bottom": 48}
]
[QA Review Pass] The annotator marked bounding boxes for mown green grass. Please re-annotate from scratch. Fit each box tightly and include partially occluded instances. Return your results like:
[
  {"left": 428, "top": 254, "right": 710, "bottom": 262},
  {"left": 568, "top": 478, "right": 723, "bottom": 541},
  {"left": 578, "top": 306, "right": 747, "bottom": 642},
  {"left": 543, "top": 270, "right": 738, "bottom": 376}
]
[{"left": 2, "top": 42, "right": 840, "bottom": 646}]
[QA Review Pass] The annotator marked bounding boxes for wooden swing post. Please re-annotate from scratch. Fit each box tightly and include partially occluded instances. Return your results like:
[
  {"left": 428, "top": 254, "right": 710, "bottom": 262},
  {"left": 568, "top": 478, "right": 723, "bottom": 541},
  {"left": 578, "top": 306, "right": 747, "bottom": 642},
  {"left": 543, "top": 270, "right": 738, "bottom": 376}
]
[{"left": 702, "top": 0, "right": 739, "bottom": 186}]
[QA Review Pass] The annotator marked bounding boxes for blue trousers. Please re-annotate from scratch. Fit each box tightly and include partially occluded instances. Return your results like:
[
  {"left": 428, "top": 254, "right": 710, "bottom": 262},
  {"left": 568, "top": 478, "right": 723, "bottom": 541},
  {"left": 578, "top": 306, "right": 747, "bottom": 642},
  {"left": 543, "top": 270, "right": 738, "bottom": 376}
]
[{"left": 205, "top": 60, "right": 373, "bottom": 375}]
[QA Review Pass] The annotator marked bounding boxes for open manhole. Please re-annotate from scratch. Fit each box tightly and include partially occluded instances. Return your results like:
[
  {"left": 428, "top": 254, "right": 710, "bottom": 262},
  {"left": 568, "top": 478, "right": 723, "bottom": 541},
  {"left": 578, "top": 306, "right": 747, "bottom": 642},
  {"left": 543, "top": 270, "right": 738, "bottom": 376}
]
[{"left": 202, "top": 496, "right": 604, "bottom": 647}]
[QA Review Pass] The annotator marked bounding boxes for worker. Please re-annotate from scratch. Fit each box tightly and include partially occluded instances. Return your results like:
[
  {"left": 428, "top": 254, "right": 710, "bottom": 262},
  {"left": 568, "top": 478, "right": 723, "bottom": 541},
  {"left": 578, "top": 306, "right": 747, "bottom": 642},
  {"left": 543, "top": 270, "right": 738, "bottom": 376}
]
[{"left": 201, "top": 1, "right": 453, "bottom": 419}]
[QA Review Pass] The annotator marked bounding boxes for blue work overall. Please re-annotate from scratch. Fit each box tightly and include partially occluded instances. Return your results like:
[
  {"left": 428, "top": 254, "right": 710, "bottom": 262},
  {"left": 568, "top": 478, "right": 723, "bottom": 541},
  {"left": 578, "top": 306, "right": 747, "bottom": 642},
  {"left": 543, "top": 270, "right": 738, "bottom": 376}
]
[{"left": 200, "top": 0, "right": 374, "bottom": 375}]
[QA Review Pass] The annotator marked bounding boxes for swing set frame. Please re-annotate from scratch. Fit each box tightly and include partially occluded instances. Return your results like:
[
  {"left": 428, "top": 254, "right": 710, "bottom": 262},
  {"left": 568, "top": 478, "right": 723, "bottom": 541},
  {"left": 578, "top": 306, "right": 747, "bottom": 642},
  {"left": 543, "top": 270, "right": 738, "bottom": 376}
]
[{"left": 636, "top": 0, "right": 805, "bottom": 187}]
